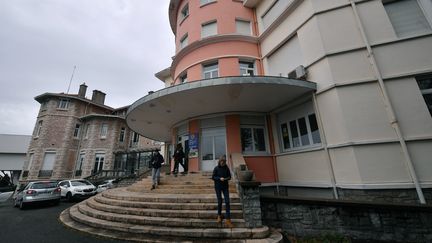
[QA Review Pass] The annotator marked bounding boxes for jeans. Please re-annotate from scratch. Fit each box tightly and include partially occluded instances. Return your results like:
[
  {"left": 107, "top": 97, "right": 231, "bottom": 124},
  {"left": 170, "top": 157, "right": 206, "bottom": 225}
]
[
  {"left": 215, "top": 186, "right": 230, "bottom": 219},
  {"left": 152, "top": 167, "right": 161, "bottom": 186}
]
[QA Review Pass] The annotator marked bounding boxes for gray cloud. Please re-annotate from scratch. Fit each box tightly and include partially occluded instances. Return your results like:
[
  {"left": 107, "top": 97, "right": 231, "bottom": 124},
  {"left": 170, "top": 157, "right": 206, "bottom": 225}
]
[{"left": 0, "top": 0, "right": 174, "bottom": 135}]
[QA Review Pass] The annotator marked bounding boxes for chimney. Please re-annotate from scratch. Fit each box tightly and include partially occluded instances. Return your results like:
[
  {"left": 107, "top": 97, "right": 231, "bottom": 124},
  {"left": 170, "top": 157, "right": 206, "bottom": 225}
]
[
  {"left": 78, "top": 83, "right": 87, "bottom": 98},
  {"left": 91, "top": 90, "right": 106, "bottom": 105}
]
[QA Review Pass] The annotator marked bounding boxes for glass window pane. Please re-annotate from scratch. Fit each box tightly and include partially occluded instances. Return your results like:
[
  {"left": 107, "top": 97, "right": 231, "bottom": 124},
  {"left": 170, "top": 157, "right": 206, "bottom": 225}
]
[
  {"left": 417, "top": 78, "right": 432, "bottom": 90},
  {"left": 241, "top": 128, "right": 253, "bottom": 152},
  {"left": 214, "top": 135, "right": 225, "bottom": 160},
  {"left": 289, "top": 120, "right": 300, "bottom": 147},
  {"left": 253, "top": 128, "right": 266, "bottom": 151},
  {"left": 281, "top": 123, "right": 290, "bottom": 149},
  {"left": 201, "top": 136, "right": 213, "bottom": 160},
  {"left": 212, "top": 70, "right": 218, "bottom": 78},
  {"left": 298, "top": 117, "right": 310, "bottom": 146},
  {"left": 308, "top": 114, "right": 321, "bottom": 144}
]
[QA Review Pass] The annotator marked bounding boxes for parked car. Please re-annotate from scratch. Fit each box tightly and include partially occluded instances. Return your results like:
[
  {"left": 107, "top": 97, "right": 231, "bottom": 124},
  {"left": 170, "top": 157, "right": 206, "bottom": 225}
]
[
  {"left": 58, "top": 179, "right": 97, "bottom": 201},
  {"left": 96, "top": 179, "right": 117, "bottom": 193},
  {"left": 14, "top": 181, "right": 61, "bottom": 209}
]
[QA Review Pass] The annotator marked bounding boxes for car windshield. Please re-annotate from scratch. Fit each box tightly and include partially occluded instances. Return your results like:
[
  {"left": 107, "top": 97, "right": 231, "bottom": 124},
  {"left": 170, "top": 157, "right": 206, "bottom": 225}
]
[
  {"left": 31, "top": 182, "right": 58, "bottom": 189},
  {"left": 71, "top": 180, "right": 92, "bottom": 186}
]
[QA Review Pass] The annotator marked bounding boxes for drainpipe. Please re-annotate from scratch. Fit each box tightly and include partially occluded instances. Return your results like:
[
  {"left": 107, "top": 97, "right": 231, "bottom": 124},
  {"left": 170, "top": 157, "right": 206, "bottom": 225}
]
[
  {"left": 312, "top": 93, "right": 339, "bottom": 199},
  {"left": 349, "top": 0, "right": 426, "bottom": 204}
]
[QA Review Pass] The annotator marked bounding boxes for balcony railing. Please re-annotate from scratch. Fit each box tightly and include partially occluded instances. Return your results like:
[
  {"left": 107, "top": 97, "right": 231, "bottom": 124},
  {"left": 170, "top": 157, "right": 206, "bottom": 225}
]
[{"left": 38, "top": 170, "right": 53, "bottom": 178}]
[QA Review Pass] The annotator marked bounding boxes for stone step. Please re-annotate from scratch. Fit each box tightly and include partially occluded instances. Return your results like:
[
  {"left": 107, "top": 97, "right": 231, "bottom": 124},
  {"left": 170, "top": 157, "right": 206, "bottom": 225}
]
[
  {"left": 103, "top": 188, "right": 241, "bottom": 203},
  {"left": 61, "top": 207, "right": 283, "bottom": 243},
  {"left": 132, "top": 182, "right": 237, "bottom": 189},
  {"left": 69, "top": 203, "right": 270, "bottom": 239},
  {"left": 127, "top": 187, "right": 238, "bottom": 194},
  {"left": 94, "top": 195, "right": 243, "bottom": 210},
  {"left": 86, "top": 197, "right": 244, "bottom": 219},
  {"left": 81, "top": 200, "right": 246, "bottom": 228}
]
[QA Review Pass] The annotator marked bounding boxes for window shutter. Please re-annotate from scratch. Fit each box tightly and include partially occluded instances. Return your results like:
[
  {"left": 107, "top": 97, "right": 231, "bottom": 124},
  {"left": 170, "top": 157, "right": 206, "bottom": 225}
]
[
  {"left": 201, "top": 21, "right": 217, "bottom": 38},
  {"left": 384, "top": 0, "right": 431, "bottom": 37},
  {"left": 42, "top": 152, "right": 56, "bottom": 170},
  {"left": 236, "top": 20, "right": 251, "bottom": 35}
]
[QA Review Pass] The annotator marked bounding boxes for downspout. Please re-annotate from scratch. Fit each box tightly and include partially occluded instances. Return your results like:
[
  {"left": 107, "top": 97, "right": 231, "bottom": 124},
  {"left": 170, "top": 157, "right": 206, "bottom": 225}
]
[
  {"left": 252, "top": 8, "right": 265, "bottom": 75},
  {"left": 72, "top": 102, "right": 89, "bottom": 178},
  {"left": 312, "top": 93, "right": 338, "bottom": 199},
  {"left": 349, "top": 0, "right": 426, "bottom": 204}
]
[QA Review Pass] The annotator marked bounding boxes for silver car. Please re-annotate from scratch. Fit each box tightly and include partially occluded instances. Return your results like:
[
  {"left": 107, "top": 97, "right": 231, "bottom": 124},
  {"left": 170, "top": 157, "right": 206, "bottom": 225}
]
[{"left": 14, "top": 181, "right": 61, "bottom": 209}]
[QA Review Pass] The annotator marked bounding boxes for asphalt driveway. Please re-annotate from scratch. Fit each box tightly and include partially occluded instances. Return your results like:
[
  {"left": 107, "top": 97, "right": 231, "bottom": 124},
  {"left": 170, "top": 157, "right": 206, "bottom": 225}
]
[{"left": 0, "top": 195, "right": 125, "bottom": 243}]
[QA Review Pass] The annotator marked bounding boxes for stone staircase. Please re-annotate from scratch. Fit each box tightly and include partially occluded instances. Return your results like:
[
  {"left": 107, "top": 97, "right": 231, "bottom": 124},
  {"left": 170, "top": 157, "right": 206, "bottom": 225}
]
[{"left": 60, "top": 172, "right": 282, "bottom": 242}]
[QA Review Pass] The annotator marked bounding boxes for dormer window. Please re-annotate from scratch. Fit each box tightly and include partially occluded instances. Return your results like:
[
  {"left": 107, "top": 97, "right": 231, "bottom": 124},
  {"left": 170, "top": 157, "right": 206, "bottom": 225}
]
[{"left": 58, "top": 99, "right": 70, "bottom": 109}]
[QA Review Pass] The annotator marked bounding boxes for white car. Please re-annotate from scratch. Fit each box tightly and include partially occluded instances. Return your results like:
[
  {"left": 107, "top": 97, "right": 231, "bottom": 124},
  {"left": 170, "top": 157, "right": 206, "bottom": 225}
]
[
  {"left": 58, "top": 179, "right": 96, "bottom": 201},
  {"left": 96, "top": 179, "right": 117, "bottom": 193}
]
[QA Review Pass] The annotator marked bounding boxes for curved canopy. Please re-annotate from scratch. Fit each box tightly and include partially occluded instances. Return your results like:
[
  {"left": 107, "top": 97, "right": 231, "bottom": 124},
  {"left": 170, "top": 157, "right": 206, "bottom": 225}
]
[{"left": 127, "top": 76, "right": 316, "bottom": 142}]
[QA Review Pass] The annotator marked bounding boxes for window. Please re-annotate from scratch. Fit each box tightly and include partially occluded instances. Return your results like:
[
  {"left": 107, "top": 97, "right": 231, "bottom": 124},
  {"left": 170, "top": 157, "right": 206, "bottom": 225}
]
[
  {"left": 100, "top": 124, "right": 108, "bottom": 138},
  {"left": 58, "top": 99, "right": 70, "bottom": 109},
  {"left": 239, "top": 61, "right": 255, "bottom": 76},
  {"left": 73, "top": 124, "right": 81, "bottom": 138},
  {"left": 180, "top": 73, "right": 188, "bottom": 83},
  {"left": 180, "top": 3, "right": 189, "bottom": 20},
  {"left": 416, "top": 75, "right": 432, "bottom": 116},
  {"left": 75, "top": 153, "right": 85, "bottom": 176},
  {"left": 203, "top": 62, "right": 219, "bottom": 79},
  {"left": 180, "top": 34, "right": 188, "bottom": 49},
  {"left": 236, "top": 19, "right": 251, "bottom": 35},
  {"left": 280, "top": 113, "right": 321, "bottom": 150},
  {"left": 94, "top": 153, "right": 105, "bottom": 174},
  {"left": 39, "top": 152, "right": 56, "bottom": 177},
  {"left": 200, "top": 0, "right": 216, "bottom": 6},
  {"left": 130, "top": 132, "right": 139, "bottom": 146},
  {"left": 241, "top": 127, "right": 266, "bottom": 153},
  {"left": 384, "top": 0, "right": 432, "bottom": 38},
  {"left": 27, "top": 153, "right": 34, "bottom": 170},
  {"left": 119, "top": 127, "right": 125, "bottom": 142},
  {"left": 201, "top": 21, "right": 217, "bottom": 38},
  {"left": 35, "top": 120, "right": 43, "bottom": 137}
]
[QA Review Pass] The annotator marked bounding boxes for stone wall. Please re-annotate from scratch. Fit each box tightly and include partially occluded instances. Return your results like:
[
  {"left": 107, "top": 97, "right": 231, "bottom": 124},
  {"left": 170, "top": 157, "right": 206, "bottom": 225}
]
[{"left": 261, "top": 196, "right": 432, "bottom": 242}]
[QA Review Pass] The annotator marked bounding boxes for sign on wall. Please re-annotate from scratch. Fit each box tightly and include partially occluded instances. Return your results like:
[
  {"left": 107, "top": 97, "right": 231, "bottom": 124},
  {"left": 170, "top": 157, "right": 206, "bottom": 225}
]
[{"left": 188, "top": 133, "right": 199, "bottom": 158}]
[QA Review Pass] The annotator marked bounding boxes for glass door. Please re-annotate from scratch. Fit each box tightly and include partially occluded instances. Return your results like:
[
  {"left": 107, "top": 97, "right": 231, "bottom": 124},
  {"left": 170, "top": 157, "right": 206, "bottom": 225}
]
[
  {"left": 177, "top": 135, "right": 189, "bottom": 173},
  {"left": 93, "top": 153, "right": 105, "bottom": 174},
  {"left": 200, "top": 127, "right": 226, "bottom": 171}
]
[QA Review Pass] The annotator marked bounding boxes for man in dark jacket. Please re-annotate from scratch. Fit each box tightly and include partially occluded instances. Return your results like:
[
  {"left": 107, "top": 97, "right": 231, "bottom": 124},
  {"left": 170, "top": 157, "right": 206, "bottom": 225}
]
[
  {"left": 212, "top": 156, "right": 233, "bottom": 227},
  {"left": 151, "top": 150, "right": 164, "bottom": 190}
]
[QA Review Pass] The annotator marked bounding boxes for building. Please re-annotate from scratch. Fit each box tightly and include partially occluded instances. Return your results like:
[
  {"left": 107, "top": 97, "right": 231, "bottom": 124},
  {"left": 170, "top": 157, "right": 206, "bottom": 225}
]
[
  {"left": 0, "top": 134, "right": 31, "bottom": 185},
  {"left": 21, "top": 83, "right": 160, "bottom": 183},
  {"left": 127, "top": 0, "right": 432, "bottom": 204}
]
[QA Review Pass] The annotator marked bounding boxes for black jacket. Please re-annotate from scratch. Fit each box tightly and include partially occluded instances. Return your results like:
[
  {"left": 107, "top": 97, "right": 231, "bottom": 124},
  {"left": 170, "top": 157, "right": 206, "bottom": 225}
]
[
  {"left": 151, "top": 153, "right": 164, "bottom": 169},
  {"left": 212, "top": 165, "right": 231, "bottom": 189}
]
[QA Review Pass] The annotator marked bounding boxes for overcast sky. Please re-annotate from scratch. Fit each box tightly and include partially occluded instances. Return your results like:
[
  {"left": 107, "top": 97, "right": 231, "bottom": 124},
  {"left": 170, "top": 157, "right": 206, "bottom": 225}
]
[{"left": 0, "top": 0, "right": 174, "bottom": 135}]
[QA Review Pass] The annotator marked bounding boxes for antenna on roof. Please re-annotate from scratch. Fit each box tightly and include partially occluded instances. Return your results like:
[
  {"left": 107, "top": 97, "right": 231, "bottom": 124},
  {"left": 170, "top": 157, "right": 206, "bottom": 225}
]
[{"left": 66, "top": 65, "right": 77, "bottom": 94}]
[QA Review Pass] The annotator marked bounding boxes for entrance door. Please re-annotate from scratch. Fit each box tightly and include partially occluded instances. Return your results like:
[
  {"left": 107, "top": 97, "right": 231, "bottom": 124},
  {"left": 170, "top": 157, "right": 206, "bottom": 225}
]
[
  {"left": 177, "top": 135, "right": 189, "bottom": 173},
  {"left": 200, "top": 128, "right": 226, "bottom": 171}
]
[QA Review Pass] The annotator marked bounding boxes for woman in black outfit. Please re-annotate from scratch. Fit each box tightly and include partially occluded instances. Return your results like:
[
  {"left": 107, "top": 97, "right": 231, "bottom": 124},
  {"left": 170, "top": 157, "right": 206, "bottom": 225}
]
[
  {"left": 212, "top": 156, "right": 233, "bottom": 227},
  {"left": 172, "top": 143, "right": 185, "bottom": 174}
]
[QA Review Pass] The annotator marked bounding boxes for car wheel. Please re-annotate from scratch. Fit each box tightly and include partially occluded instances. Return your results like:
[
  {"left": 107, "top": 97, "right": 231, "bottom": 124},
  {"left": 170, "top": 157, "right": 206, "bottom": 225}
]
[
  {"left": 19, "top": 200, "right": 26, "bottom": 210},
  {"left": 66, "top": 192, "right": 73, "bottom": 202}
]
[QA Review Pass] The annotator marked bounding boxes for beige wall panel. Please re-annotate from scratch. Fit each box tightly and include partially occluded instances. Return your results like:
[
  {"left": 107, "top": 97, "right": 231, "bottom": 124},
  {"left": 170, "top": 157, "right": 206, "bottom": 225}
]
[
  {"left": 266, "top": 35, "right": 304, "bottom": 76},
  {"left": 315, "top": 89, "right": 349, "bottom": 145},
  {"left": 327, "top": 50, "right": 375, "bottom": 83},
  {"left": 297, "top": 17, "right": 326, "bottom": 65},
  {"left": 407, "top": 140, "right": 432, "bottom": 182},
  {"left": 338, "top": 83, "right": 397, "bottom": 141},
  {"left": 354, "top": 143, "right": 411, "bottom": 183},
  {"left": 307, "top": 57, "right": 334, "bottom": 89},
  {"left": 260, "top": 1, "right": 314, "bottom": 57},
  {"left": 374, "top": 37, "right": 432, "bottom": 78},
  {"left": 276, "top": 150, "right": 332, "bottom": 185},
  {"left": 385, "top": 77, "right": 432, "bottom": 138},
  {"left": 310, "top": 0, "right": 348, "bottom": 13},
  {"left": 255, "top": 0, "right": 277, "bottom": 32},
  {"left": 356, "top": 0, "right": 397, "bottom": 43},
  {"left": 316, "top": 7, "right": 364, "bottom": 52},
  {"left": 329, "top": 146, "right": 361, "bottom": 183}
]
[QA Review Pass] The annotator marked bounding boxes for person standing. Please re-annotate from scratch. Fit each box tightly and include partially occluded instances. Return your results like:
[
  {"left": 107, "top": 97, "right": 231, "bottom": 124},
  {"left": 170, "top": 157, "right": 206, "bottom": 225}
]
[
  {"left": 212, "top": 156, "right": 233, "bottom": 228},
  {"left": 151, "top": 150, "right": 164, "bottom": 190},
  {"left": 172, "top": 143, "right": 185, "bottom": 174}
]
